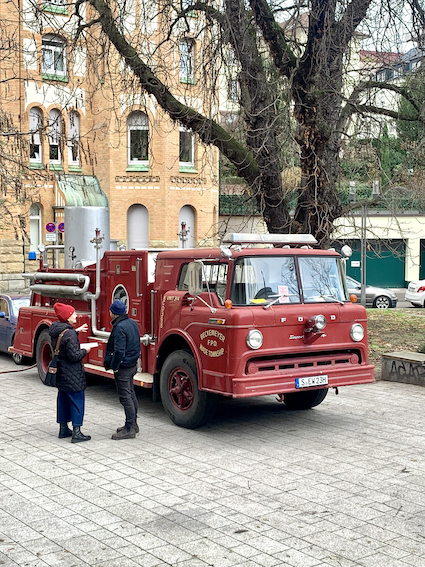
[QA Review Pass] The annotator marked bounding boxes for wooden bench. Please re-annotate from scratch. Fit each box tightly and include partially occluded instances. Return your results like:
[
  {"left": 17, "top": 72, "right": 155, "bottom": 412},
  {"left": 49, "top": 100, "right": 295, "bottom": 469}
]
[{"left": 381, "top": 351, "right": 425, "bottom": 386}]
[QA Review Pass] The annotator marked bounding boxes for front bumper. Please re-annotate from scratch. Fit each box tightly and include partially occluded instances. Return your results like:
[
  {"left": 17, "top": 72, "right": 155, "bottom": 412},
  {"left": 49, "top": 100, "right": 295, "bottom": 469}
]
[
  {"left": 203, "top": 348, "right": 375, "bottom": 398},
  {"left": 404, "top": 290, "right": 425, "bottom": 306}
]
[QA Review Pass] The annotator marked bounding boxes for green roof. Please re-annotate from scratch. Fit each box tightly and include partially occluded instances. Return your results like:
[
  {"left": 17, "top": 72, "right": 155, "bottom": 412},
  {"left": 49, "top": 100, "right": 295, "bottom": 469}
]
[{"left": 56, "top": 175, "right": 109, "bottom": 207}]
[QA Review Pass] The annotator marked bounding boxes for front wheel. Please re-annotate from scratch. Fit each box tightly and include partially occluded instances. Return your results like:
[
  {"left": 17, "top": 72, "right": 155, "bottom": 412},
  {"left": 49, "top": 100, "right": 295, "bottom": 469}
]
[
  {"left": 374, "top": 295, "right": 391, "bottom": 309},
  {"left": 283, "top": 388, "right": 328, "bottom": 410},
  {"left": 36, "top": 329, "right": 53, "bottom": 383},
  {"left": 160, "top": 350, "right": 217, "bottom": 428},
  {"left": 12, "top": 352, "right": 25, "bottom": 365}
]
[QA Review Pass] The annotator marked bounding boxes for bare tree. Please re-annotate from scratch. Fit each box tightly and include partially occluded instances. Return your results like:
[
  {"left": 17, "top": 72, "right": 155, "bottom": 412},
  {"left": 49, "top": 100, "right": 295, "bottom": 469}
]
[{"left": 5, "top": 0, "right": 425, "bottom": 245}]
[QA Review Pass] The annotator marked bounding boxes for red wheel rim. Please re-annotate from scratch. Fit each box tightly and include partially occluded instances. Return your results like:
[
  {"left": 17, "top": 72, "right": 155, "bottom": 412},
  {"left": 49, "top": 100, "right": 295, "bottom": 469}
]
[
  {"left": 168, "top": 367, "right": 194, "bottom": 412},
  {"left": 41, "top": 341, "right": 52, "bottom": 373}
]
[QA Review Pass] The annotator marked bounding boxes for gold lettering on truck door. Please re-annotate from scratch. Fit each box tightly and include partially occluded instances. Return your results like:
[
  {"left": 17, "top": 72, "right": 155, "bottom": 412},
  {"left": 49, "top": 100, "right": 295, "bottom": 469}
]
[{"left": 199, "top": 329, "right": 225, "bottom": 358}]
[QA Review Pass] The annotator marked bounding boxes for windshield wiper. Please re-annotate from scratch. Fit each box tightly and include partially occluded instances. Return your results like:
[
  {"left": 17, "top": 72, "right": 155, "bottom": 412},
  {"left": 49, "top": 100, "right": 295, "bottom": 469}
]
[
  {"left": 309, "top": 294, "right": 345, "bottom": 305},
  {"left": 263, "top": 294, "right": 297, "bottom": 309}
]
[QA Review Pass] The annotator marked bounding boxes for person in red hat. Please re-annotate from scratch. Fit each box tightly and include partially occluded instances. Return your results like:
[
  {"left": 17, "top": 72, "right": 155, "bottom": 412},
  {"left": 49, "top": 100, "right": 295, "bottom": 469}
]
[{"left": 49, "top": 303, "right": 95, "bottom": 443}]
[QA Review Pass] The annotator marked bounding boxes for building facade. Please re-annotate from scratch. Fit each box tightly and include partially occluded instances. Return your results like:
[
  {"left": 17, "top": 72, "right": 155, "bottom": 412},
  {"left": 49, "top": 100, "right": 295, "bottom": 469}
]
[{"left": 0, "top": 0, "right": 219, "bottom": 290}]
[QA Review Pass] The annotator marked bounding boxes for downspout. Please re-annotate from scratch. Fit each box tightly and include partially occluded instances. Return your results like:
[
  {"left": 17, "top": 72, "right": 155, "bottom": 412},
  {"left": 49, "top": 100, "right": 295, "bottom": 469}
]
[{"left": 82, "top": 228, "right": 110, "bottom": 339}]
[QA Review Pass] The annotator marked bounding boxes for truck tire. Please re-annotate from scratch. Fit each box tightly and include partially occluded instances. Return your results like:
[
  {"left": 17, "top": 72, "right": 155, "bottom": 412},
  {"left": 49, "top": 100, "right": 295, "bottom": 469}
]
[
  {"left": 36, "top": 329, "right": 53, "bottom": 383},
  {"left": 160, "top": 350, "right": 217, "bottom": 428},
  {"left": 283, "top": 388, "right": 328, "bottom": 410}
]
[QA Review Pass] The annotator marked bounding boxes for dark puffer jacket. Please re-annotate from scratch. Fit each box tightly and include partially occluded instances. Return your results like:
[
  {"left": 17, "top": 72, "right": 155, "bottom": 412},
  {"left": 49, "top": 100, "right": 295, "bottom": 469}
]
[
  {"left": 104, "top": 314, "right": 141, "bottom": 372},
  {"left": 49, "top": 321, "right": 87, "bottom": 393}
]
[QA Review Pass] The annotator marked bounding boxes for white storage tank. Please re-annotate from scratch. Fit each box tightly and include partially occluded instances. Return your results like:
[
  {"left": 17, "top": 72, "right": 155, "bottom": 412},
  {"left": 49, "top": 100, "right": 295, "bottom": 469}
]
[{"left": 56, "top": 175, "right": 110, "bottom": 268}]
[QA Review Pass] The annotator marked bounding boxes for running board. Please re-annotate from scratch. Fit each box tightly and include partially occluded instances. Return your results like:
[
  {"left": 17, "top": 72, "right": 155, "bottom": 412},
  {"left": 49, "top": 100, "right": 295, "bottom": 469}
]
[{"left": 84, "top": 364, "right": 154, "bottom": 388}]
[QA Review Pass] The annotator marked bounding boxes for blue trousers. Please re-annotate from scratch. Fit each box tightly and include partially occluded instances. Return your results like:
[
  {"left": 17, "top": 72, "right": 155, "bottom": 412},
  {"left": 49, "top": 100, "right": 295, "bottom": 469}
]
[{"left": 57, "top": 390, "right": 85, "bottom": 427}]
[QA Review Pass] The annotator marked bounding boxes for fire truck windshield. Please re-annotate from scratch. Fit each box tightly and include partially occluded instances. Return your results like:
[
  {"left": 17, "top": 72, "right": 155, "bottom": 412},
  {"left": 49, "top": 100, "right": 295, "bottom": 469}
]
[{"left": 229, "top": 256, "right": 347, "bottom": 306}]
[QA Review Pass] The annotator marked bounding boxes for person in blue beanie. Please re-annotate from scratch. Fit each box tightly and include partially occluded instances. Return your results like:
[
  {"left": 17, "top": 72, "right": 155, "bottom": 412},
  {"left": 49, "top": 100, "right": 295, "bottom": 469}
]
[{"left": 104, "top": 300, "right": 141, "bottom": 439}]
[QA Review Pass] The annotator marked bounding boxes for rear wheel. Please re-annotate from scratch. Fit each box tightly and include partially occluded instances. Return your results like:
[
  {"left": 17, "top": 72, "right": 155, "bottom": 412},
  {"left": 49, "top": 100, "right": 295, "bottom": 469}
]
[
  {"left": 283, "top": 388, "right": 328, "bottom": 410},
  {"left": 160, "top": 350, "right": 217, "bottom": 428},
  {"left": 374, "top": 295, "right": 391, "bottom": 309},
  {"left": 36, "top": 329, "right": 53, "bottom": 383}
]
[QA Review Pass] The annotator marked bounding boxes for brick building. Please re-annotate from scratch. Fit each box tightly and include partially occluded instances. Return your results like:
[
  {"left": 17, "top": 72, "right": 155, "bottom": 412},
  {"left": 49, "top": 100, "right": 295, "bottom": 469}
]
[{"left": 0, "top": 0, "right": 219, "bottom": 291}]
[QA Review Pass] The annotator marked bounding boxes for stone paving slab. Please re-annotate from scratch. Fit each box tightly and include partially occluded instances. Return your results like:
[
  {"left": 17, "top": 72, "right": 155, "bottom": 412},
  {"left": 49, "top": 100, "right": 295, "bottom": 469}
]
[{"left": 0, "top": 353, "right": 424, "bottom": 566}]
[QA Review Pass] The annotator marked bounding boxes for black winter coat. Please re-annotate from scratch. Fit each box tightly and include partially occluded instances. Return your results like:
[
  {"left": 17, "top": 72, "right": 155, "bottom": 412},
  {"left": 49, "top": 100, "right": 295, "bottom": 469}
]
[
  {"left": 104, "top": 314, "right": 141, "bottom": 371},
  {"left": 49, "top": 321, "right": 87, "bottom": 393}
]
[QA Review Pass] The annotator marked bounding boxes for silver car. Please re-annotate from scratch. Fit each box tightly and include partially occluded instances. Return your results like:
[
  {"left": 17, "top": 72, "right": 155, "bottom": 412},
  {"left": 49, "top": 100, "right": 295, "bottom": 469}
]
[{"left": 346, "top": 276, "right": 397, "bottom": 309}]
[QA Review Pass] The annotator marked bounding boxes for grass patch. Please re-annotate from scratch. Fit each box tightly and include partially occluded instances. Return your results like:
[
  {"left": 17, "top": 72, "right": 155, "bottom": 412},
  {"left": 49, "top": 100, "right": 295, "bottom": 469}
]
[{"left": 367, "top": 309, "right": 425, "bottom": 373}]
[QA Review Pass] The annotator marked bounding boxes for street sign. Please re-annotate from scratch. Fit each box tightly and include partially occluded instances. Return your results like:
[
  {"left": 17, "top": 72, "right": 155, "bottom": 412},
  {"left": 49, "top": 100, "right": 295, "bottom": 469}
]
[
  {"left": 58, "top": 222, "right": 65, "bottom": 233},
  {"left": 46, "top": 222, "right": 56, "bottom": 233},
  {"left": 45, "top": 233, "right": 56, "bottom": 242}
]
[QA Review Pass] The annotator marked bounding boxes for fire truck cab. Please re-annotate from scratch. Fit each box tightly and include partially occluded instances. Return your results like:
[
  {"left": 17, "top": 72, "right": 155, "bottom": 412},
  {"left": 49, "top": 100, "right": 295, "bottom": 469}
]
[{"left": 11, "top": 232, "right": 374, "bottom": 428}]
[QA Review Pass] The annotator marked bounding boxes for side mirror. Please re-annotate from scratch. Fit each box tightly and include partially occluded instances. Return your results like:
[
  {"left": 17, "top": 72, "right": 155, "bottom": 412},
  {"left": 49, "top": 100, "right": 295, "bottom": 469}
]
[
  {"left": 187, "top": 262, "right": 203, "bottom": 296},
  {"left": 0, "top": 311, "right": 5, "bottom": 318}
]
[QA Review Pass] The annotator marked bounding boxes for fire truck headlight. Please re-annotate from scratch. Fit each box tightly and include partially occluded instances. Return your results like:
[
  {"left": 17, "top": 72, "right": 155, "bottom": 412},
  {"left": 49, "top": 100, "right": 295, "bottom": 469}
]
[
  {"left": 246, "top": 329, "right": 263, "bottom": 350},
  {"left": 350, "top": 323, "right": 364, "bottom": 342},
  {"left": 314, "top": 314, "right": 326, "bottom": 331}
]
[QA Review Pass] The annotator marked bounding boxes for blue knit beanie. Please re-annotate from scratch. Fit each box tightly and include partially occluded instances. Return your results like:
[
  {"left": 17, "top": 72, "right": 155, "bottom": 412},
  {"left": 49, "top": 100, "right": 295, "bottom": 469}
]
[{"left": 109, "top": 300, "right": 126, "bottom": 315}]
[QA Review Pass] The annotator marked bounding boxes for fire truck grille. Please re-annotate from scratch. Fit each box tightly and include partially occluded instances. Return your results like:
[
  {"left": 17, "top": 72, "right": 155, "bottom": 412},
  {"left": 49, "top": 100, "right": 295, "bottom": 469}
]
[{"left": 246, "top": 350, "right": 361, "bottom": 375}]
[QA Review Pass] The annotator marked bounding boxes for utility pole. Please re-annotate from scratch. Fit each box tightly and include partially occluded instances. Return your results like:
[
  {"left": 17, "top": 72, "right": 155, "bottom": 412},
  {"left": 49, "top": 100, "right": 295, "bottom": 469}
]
[{"left": 350, "top": 180, "right": 380, "bottom": 307}]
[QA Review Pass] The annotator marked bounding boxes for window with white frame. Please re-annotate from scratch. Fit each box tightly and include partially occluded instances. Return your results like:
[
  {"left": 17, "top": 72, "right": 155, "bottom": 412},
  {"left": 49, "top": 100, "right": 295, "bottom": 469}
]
[
  {"left": 29, "top": 107, "right": 43, "bottom": 164},
  {"left": 30, "top": 203, "right": 42, "bottom": 252},
  {"left": 179, "top": 126, "right": 194, "bottom": 168},
  {"left": 42, "top": 35, "right": 66, "bottom": 77},
  {"left": 68, "top": 112, "right": 80, "bottom": 165},
  {"left": 128, "top": 111, "right": 149, "bottom": 166},
  {"left": 49, "top": 109, "right": 61, "bottom": 163},
  {"left": 179, "top": 39, "right": 194, "bottom": 82}
]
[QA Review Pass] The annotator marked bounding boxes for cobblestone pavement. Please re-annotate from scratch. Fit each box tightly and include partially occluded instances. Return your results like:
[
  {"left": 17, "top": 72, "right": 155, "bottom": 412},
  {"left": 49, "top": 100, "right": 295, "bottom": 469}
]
[{"left": 1, "top": 353, "right": 424, "bottom": 567}]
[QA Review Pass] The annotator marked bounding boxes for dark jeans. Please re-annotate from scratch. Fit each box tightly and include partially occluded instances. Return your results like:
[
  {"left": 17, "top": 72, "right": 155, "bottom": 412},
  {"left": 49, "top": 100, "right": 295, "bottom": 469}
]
[
  {"left": 114, "top": 365, "right": 138, "bottom": 427},
  {"left": 57, "top": 390, "right": 85, "bottom": 427}
]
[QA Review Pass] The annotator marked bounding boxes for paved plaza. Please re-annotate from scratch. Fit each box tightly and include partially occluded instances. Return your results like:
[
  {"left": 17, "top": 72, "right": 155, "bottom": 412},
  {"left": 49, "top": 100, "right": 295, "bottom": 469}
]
[{"left": 0, "top": 353, "right": 424, "bottom": 567}]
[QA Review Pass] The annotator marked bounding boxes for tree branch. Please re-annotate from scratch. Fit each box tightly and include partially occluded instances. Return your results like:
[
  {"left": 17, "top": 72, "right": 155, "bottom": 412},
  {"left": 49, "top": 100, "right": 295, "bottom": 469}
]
[
  {"left": 248, "top": 0, "right": 297, "bottom": 79},
  {"left": 83, "top": 0, "right": 260, "bottom": 184}
]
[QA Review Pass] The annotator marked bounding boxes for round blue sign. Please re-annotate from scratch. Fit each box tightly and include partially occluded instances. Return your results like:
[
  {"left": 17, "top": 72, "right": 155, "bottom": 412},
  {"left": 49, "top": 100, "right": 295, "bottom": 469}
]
[
  {"left": 46, "top": 222, "right": 56, "bottom": 233},
  {"left": 58, "top": 223, "right": 65, "bottom": 233}
]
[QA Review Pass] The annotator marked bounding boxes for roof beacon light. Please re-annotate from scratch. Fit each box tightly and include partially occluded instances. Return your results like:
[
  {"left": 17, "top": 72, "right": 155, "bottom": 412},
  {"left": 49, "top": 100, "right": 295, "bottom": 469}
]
[{"left": 222, "top": 233, "right": 317, "bottom": 246}]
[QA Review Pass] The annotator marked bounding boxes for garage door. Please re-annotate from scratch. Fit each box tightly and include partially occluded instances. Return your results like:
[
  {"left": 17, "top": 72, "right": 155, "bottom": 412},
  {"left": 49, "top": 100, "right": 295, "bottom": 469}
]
[{"left": 333, "top": 239, "right": 406, "bottom": 288}]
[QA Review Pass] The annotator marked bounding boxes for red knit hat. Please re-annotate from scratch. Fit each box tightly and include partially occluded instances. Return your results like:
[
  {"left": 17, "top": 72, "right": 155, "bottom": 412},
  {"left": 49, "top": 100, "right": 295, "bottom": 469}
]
[{"left": 54, "top": 303, "right": 75, "bottom": 322}]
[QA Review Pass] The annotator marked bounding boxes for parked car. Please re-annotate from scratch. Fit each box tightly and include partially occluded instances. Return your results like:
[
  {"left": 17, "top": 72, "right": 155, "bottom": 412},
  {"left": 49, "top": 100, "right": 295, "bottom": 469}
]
[
  {"left": 405, "top": 280, "right": 425, "bottom": 307},
  {"left": 346, "top": 276, "right": 397, "bottom": 309},
  {"left": 0, "top": 293, "right": 31, "bottom": 364}
]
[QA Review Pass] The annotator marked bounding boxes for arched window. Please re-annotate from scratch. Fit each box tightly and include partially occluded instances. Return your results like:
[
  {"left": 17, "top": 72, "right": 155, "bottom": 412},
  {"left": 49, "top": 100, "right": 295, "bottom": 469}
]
[
  {"left": 42, "top": 35, "right": 66, "bottom": 77},
  {"left": 68, "top": 111, "right": 80, "bottom": 165},
  {"left": 29, "top": 107, "right": 43, "bottom": 164},
  {"left": 49, "top": 108, "right": 61, "bottom": 163},
  {"left": 127, "top": 204, "right": 149, "bottom": 249},
  {"left": 127, "top": 112, "right": 149, "bottom": 166},
  {"left": 30, "top": 203, "right": 42, "bottom": 252}
]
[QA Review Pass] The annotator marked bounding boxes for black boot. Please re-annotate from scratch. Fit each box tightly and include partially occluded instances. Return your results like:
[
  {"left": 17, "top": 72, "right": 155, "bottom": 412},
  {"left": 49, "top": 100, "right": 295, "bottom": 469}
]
[
  {"left": 111, "top": 423, "right": 137, "bottom": 440},
  {"left": 71, "top": 426, "right": 91, "bottom": 443},
  {"left": 58, "top": 423, "right": 72, "bottom": 438},
  {"left": 117, "top": 419, "right": 139, "bottom": 434}
]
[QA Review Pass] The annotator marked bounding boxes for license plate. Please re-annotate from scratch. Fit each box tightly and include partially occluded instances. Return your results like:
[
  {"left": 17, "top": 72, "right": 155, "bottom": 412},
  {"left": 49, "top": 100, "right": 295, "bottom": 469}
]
[
  {"left": 408, "top": 284, "right": 416, "bottom": 291},
  {"left": 295, "top": 375, "right": 328, "bottom": 389}
]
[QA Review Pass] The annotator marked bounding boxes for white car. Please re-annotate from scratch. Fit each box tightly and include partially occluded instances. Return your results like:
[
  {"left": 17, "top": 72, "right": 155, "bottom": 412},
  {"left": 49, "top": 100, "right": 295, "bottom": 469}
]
[{"left": 405, "top": 280, "right": 425, "bottom": 307}]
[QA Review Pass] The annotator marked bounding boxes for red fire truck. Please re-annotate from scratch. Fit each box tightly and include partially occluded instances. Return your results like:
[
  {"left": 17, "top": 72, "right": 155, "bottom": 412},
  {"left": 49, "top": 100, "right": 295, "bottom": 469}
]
[{"left": 11, "top": 231, "right": 374, "bottom": 428}]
